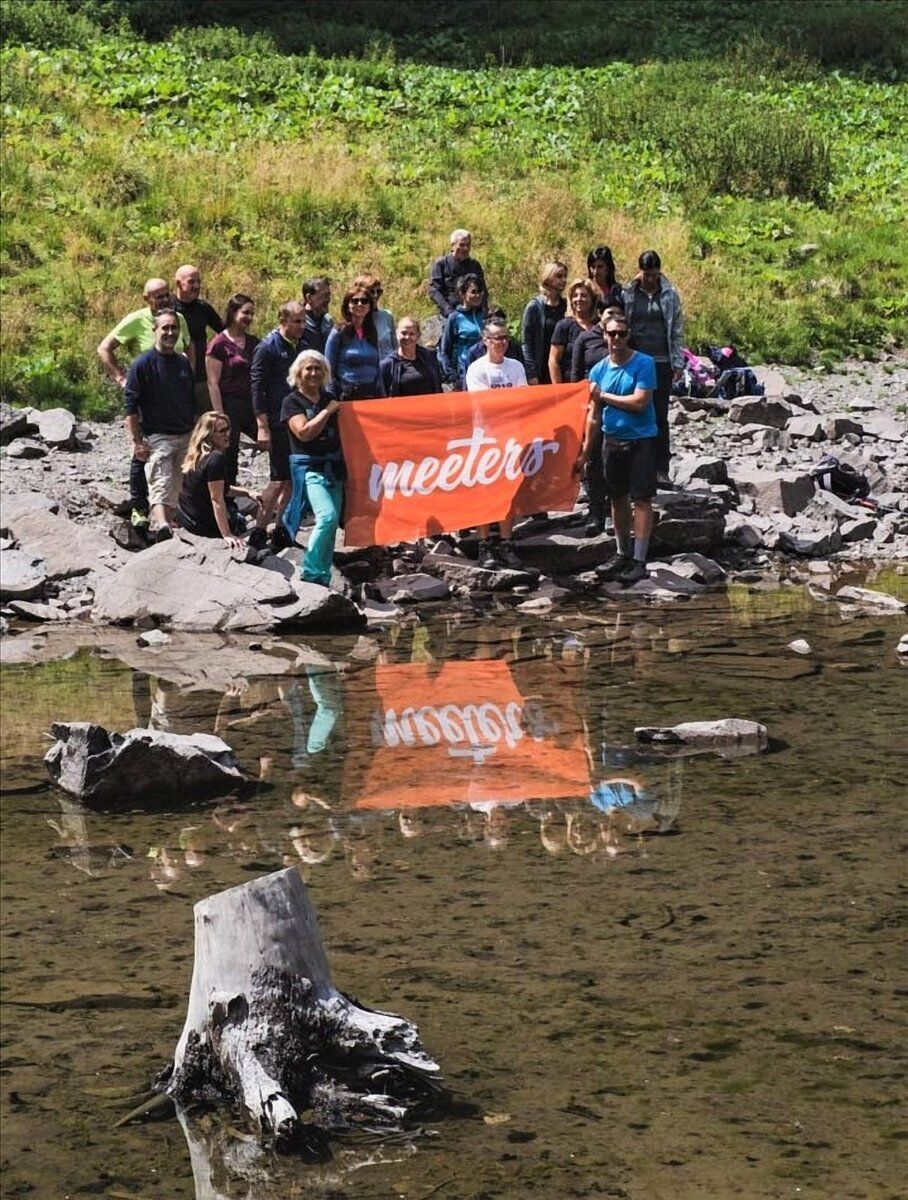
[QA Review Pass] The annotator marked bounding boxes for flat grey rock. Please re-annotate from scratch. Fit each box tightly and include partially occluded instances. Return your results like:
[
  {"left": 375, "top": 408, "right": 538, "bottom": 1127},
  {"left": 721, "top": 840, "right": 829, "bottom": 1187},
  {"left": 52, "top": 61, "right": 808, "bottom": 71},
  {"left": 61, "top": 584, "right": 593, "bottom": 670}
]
[
  {"left": 786, "top": 414, "right": 826, "bottom": 441},
  {"left": 92, "top": 535, "right": 362, "bottom": 632},
  {"left": 7, "top": 599, "right": 68, "bottom": 621},
  {"left": 635, "top": 718, "right": 768, "bottom": 758},
  {"left": 729, "top": 396, "right": 798, "bottom": 430},
  {"left": 0, "top": 547, "right": 47, "bottom": 600},
  {"left": 44, "top": 722, "right": 245, "bottom": 804},
  {"left": 0, "top": 404, "right": 32, "bottom": 445},
  {"left": 34, "top": 407, "right": 77, "bottom": 448},
  {"left": 834, "top": 586, "right": 906, "bottom": 614},
  {"left": 507, "top": 530, "right": 613, "bottom": 574},
  {"left": 375, "top": 572, "right": 450, "bottom": 603},
  {"left": 6, "top": 438, "right": 48, "bottom": 459},
  {"left": 729, "top": 466, "right": 815, "bottom": 517},
  {"left": 422, "top": 551, "right": 539, "bottom": 592},
  {"left": 859, "top": 413, "right": 905, "bottom": 443},
  {"left": 4, "top": 506, "right": 125, "bottom": 579}
]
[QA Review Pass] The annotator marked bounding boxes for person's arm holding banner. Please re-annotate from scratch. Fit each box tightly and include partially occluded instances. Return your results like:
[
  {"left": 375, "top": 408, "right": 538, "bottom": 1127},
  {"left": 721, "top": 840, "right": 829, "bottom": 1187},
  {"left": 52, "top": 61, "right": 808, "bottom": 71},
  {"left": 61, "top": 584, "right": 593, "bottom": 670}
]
[
  {"left": 589, "top": 379, "right": 653, "bottom": 414},
  {"left": 573, "top": 390, "right": 602, "bottom": 476},
  {"left": 286, "top": 398, "right": 340, "bottom": 443}
]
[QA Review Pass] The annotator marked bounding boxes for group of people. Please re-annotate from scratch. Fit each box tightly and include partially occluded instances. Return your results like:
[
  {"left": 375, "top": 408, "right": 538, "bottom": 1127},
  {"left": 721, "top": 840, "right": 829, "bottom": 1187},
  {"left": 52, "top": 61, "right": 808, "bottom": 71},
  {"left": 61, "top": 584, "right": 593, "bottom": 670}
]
[{"left": 98, "top": 230, "right": 685, "bottom": 584}]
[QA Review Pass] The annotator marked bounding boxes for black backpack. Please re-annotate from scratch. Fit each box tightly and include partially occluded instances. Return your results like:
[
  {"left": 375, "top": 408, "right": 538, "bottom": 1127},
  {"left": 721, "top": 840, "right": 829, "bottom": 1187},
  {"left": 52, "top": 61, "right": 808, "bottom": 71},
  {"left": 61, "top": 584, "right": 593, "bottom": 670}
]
[{"left": 810, "top": 454, "right": 870, "bottom": 500}]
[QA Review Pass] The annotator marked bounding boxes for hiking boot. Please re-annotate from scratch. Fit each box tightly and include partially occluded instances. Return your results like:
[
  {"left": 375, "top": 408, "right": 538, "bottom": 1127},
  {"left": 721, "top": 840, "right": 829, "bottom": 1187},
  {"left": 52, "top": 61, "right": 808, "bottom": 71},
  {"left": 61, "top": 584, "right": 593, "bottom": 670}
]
[
  {"left": 154, "top": 525, "right": 173, "bottom": 544},
  {"left": 496, "top": 539, "right": 522, "bottom": 569},
  {"left": 478, "top": 540, "right": 498, "bottom": 570},
  {"left": 585, "top": 517, "right": 605, "bottom": 537},
  {"left": 596, "top": 553, "right": 632, "bottom": 581},
  {"left": 270, "top": 524, "right": 292, "bottom": 553},
  {"left": 616, "top": 559, "right": 648, "bottom": 586},
  {"left": 130, "top": 507, "right": 150, "bottom": 529}
]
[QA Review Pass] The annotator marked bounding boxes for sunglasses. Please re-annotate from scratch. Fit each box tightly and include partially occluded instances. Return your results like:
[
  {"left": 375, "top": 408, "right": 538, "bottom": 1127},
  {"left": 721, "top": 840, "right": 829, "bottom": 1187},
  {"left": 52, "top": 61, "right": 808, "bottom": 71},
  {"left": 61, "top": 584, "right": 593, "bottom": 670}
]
[
  {"left": 350, "top": 296, "right": 371, "bottom": 306},
  {"left": 606, "top": 328, "right": 628, "bottom": 337}
]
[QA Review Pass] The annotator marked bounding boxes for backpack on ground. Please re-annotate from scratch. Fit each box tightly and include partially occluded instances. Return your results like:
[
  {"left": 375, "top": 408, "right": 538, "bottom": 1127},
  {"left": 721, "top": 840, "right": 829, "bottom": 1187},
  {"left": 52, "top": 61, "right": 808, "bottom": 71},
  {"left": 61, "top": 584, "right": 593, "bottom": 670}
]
[{"left": 809, "top": 454, "right": 871, "bottom": 500}]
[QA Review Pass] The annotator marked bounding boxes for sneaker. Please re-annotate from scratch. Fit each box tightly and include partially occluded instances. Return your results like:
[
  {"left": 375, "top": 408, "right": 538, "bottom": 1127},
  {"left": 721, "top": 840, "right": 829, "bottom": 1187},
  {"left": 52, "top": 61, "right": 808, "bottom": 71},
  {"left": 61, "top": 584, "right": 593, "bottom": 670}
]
[
  {"left": 477, "top": 540, "right": 498, "bottom": 570},
  {"left": 130, "top": 507, "right": 150, "bottom": 529},
  {"left": 596, "top": 553, "right": 631, "bottom": 581},
  {"left": 154, "top": 525, "right": 173, "bottom": 544},
  {"left": 616, "top": 559, "right": 648, "bottom": 586},
  {"left": 496, "top": 539, "right": 522, "bottom": 569}
]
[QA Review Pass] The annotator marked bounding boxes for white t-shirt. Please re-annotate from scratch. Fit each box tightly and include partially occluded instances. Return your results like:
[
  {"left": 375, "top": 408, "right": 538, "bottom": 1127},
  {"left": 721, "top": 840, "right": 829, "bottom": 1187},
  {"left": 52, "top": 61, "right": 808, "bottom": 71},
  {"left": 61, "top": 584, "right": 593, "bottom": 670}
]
[{"left": 465, "top": 354, "right": 528, "bottom": 391}]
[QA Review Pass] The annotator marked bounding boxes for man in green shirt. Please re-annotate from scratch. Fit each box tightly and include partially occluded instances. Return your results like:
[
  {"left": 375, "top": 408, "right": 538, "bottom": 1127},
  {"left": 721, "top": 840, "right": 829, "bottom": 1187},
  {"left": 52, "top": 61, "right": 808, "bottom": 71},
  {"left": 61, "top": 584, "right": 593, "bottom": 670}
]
[{"left": 97, "top": 279, "right": 194, "bottom": 531}]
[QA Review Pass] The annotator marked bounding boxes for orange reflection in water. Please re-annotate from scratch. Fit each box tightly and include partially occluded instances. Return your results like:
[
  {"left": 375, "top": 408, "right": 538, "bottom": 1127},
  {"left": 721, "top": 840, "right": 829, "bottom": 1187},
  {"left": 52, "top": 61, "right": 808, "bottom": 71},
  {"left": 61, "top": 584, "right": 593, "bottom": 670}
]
[{"left": 345, "top": 660, "right": 588, "bottom": 811}]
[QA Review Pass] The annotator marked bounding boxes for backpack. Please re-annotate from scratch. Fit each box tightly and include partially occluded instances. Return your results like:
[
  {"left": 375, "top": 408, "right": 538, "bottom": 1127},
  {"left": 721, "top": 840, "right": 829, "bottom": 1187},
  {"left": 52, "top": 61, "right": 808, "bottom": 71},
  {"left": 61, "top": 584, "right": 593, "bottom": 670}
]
[
  {"left": 809, "top": 454, "right": 871, "bottom": 500},
  {"left": 707, "top": 344, "right": 748, "bottom": 372},
  {"left": 714, "top": 366, "right": 763, "bottom": 400}
]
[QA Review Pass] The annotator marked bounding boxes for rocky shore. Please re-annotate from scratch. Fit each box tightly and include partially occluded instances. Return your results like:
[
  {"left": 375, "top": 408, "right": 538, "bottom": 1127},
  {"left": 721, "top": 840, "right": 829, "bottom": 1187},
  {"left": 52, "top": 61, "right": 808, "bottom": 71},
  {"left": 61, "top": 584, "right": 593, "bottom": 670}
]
[{"left": 1, "top": 357, "right": 906, "bottom": 637}]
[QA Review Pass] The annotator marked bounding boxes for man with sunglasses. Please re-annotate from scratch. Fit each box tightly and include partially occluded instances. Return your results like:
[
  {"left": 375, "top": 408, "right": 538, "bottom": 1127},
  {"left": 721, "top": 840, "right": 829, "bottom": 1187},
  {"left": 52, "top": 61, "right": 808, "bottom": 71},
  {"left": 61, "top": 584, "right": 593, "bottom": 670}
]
[{"left": 575, "top": 316, "right": 657, "bottom": 586}]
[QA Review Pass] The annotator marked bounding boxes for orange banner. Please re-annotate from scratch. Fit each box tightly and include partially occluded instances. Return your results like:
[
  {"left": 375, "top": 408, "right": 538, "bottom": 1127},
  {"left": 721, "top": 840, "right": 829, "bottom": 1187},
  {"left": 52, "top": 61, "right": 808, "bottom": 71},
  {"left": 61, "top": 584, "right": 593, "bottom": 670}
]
[
  {"left": 337, "top": 382, "right": 588, "bottom": 546},
  {"left": 343, "top": 660, "right": 589, "bottom": 811}
]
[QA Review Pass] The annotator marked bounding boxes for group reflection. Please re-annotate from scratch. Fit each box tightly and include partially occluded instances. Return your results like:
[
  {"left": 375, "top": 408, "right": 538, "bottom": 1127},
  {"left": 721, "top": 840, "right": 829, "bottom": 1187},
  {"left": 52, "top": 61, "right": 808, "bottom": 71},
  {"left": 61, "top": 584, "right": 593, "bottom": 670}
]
[{"left": 47, "top": 618, "right": 691, "bottom": 883}]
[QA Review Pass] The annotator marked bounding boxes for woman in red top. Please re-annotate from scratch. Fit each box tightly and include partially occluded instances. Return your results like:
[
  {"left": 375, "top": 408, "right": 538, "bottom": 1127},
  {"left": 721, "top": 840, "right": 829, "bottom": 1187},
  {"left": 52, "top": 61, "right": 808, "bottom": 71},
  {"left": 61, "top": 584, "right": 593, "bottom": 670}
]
[{"left": 206, "top": 293, "right": 259, "bottom": 485}]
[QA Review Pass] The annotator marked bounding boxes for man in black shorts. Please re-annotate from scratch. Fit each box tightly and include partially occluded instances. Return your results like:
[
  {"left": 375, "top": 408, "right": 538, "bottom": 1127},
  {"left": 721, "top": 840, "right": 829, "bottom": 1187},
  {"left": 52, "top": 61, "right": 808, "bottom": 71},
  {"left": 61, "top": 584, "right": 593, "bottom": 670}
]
[
  {"left": 251, "top": 301, "right": 305, "bottom": 550},
  {"left": 575, "top": 315, "right": 657, "bottom": 586}
]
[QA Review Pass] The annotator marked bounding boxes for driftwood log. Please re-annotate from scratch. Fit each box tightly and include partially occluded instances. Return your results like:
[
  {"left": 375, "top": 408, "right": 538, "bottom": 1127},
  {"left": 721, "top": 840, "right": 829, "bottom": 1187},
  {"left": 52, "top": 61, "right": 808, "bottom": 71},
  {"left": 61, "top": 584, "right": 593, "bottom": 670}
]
[{"left": 165, "top": 867, "right": 441, "bottom": 1146}]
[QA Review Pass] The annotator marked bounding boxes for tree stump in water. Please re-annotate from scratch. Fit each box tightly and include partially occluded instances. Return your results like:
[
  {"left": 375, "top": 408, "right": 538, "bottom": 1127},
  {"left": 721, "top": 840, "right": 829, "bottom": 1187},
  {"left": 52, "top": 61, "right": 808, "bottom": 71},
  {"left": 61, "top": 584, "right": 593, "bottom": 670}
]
[{"left": 166, "top": 867, "right": 441, "bottom": 1145}]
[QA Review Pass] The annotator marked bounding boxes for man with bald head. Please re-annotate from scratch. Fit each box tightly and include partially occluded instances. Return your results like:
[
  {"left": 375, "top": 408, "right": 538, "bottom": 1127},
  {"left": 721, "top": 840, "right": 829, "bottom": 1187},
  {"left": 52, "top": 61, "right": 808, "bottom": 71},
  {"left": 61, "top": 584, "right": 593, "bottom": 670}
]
[
  {"left": 173, "top": 264, "right": 223, "bottom": 412},
  {"left": 98, "top": 278, "right": 193, "bottom": 534}
]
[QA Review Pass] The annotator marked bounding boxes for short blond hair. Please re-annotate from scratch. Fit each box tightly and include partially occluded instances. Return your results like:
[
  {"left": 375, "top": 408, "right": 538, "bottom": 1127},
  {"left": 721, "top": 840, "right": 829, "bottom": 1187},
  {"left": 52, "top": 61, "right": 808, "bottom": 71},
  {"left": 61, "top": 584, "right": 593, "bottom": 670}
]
[{"left": 287, "top": 349, "right": 331, "bottom": 390}]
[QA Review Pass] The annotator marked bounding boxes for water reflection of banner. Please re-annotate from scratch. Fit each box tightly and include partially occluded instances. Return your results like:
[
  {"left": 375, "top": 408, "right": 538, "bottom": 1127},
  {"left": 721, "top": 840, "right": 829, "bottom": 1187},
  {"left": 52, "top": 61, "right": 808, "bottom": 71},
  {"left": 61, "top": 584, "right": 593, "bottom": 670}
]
[
  {"left": 337, "top": 382, "right": 588, "bottom": 546},
  {"left": 347, "top": 660, "right": 588, "bottom": 810}
]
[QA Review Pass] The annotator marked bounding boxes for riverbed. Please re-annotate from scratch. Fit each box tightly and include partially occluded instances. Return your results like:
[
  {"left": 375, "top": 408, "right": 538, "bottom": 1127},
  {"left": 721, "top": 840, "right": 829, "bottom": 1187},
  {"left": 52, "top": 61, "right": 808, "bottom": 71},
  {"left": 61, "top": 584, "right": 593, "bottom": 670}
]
[{"left": 1, "top": 582, "right": 906, "bottom": 1200}]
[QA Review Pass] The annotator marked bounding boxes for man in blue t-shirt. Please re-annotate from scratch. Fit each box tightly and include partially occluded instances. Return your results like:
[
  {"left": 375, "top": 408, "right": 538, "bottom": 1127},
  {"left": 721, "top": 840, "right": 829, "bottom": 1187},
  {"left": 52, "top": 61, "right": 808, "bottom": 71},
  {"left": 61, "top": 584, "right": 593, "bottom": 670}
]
[{"left": 575, "top": 314, "right": 657, "bottom": 585}]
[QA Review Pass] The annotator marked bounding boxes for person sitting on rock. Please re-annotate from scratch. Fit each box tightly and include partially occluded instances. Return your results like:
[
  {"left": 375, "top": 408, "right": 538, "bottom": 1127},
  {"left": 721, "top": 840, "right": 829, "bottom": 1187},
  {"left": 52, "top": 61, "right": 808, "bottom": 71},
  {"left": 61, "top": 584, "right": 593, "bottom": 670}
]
[
  {"left": 465, "top": 319, "right": 526, "bottom": 570},
  {"left": 176, "top": 411, "right": 261, "bottom": 548},
  {"left": 251, "top": 301, "right": 306, "bottom": 553},
  {"left": 428, "top": 228, "right": 488, "bottom": 318},
  {"left": 280, "top": 350, "right": 344, "bottom": 588},
  {"left": 98, "top": 278, "right": 193, "bottom": 538},
  {"left": 575, "top": 314, "right": 657, "bottom": 586},
  {"left": 173, "top": 264, "right": 224, "bottom": 414},
  {"left": 300, "top": 275, "right": 334, "bottom": 354},
  {"left": 124, "top": 310, "right": 197, "bottom": 541}
]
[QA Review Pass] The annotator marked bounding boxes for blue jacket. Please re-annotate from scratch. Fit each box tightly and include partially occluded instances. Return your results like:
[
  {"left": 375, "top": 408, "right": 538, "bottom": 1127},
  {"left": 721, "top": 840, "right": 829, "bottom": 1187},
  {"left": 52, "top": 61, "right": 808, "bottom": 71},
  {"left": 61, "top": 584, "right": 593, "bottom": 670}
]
[
  {"left": 324, "top": 326, "right": 384, "bottom": 399},
  {"left": 251, "top": 328, "right": 301, "bottom": 427},
  {"left": 437, "top": 306, "right": 486, "bottom": 387}
]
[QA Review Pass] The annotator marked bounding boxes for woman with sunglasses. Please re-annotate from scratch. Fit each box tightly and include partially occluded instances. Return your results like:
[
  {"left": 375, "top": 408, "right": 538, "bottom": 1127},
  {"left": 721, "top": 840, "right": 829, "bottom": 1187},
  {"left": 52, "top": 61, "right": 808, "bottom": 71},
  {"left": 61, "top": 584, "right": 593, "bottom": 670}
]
[
  {"left": 548, "top": 279, "right": 599, "bottom": 384},
  {"left": 353, "top": 273, "right": 396, "bottom": 360},
  {"left": 177, "top": 411, "right": 260, "bottom": 549},
  {"left": 324, "top": 287, "right": 385, "bottom": 400}
]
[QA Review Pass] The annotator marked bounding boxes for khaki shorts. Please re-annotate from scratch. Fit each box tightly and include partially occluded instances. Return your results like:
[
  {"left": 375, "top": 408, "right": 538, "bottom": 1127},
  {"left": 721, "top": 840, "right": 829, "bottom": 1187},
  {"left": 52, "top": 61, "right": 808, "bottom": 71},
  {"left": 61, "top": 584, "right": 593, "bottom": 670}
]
[{"left": 145, "top": 432, "right": 191, "bottom": 508}]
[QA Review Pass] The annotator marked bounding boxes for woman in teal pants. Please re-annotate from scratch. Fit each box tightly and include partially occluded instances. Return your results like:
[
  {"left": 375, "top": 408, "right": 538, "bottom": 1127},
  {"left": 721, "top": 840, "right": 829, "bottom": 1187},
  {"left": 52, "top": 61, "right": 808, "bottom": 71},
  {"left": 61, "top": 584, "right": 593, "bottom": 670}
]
[{"left": 280, "top": 350, "right": 345, "bottom": 586}]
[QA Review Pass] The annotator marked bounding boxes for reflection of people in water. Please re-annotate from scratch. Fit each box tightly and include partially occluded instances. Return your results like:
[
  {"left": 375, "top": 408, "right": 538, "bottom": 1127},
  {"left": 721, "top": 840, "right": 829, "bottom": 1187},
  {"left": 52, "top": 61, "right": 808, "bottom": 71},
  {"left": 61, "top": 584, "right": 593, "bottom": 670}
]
[{"left": 283, "top": 668, "right": 344, "bottom": 765}]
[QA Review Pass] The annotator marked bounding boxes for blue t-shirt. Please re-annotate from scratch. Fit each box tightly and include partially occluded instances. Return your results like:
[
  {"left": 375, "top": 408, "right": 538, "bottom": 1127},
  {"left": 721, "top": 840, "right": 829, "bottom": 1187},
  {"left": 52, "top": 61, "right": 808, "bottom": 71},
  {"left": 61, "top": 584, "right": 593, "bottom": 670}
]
[{"left": 589, "top": 351, "right": 657, "bottom": 440}]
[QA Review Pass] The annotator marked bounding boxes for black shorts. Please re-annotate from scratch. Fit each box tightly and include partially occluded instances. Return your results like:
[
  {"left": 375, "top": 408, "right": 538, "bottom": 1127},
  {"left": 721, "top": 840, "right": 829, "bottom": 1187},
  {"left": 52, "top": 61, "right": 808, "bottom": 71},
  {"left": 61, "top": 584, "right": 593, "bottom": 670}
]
[
  {"left": 268, "top": 426, "right": 291, "bottom": 482},
  {"left": 601, "top": 436, "right": 657, "bottom": 500}
]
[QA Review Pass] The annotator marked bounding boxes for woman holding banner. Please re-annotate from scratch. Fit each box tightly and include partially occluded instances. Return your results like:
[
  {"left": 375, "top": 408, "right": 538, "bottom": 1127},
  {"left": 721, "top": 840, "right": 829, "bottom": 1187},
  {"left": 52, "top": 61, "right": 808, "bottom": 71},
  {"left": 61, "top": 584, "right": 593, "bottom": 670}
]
[{"left": 280, "top": 350, "right": 345, "bottom": 587}]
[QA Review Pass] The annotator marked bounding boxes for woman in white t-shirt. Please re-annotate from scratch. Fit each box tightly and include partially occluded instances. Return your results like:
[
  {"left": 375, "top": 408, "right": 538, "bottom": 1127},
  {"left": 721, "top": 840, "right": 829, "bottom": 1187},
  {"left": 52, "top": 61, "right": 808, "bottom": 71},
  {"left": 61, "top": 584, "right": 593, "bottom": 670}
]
[{"left": 465, "top": 320, "right": 527, "bottom": 568}]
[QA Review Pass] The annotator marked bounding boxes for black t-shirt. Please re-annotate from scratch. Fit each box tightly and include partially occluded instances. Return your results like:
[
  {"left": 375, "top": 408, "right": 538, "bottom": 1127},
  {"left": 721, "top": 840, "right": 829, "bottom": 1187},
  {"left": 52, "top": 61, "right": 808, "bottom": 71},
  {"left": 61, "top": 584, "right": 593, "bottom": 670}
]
[
  {"left": 175, "top": 298, "right": 224, "bottom": 380},
  {"left": 280, "top": 389, "right": 339, "bottom": 458},
  {"left": 178, "top": 450, "right": 227, "bottom": 538},
  {"left": 571, "top": 327, "right": 609, "bottom": 383}
]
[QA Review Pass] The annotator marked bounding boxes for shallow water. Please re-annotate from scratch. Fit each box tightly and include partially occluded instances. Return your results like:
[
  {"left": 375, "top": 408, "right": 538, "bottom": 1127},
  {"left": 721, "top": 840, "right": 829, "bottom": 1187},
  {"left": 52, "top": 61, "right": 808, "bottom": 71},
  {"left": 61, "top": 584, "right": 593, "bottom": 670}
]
[{"left": 1, "top": 587, "right": 906, "bottom": 1200}]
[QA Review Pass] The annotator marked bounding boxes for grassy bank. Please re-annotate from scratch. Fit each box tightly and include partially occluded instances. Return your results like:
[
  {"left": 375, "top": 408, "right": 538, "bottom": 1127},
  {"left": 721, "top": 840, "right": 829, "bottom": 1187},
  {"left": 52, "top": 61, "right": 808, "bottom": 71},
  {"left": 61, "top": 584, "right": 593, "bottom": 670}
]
[{"left": 1, "top": 19, "right": 906, "bottom": 417}]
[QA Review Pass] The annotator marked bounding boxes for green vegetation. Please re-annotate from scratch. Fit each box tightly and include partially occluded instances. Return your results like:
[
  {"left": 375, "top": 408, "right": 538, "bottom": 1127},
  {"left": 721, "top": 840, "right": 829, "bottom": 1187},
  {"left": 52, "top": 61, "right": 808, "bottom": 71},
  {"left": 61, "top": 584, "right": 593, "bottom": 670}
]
[{"left": 1, "top": 2, "right": 906, "bottom": 416}]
